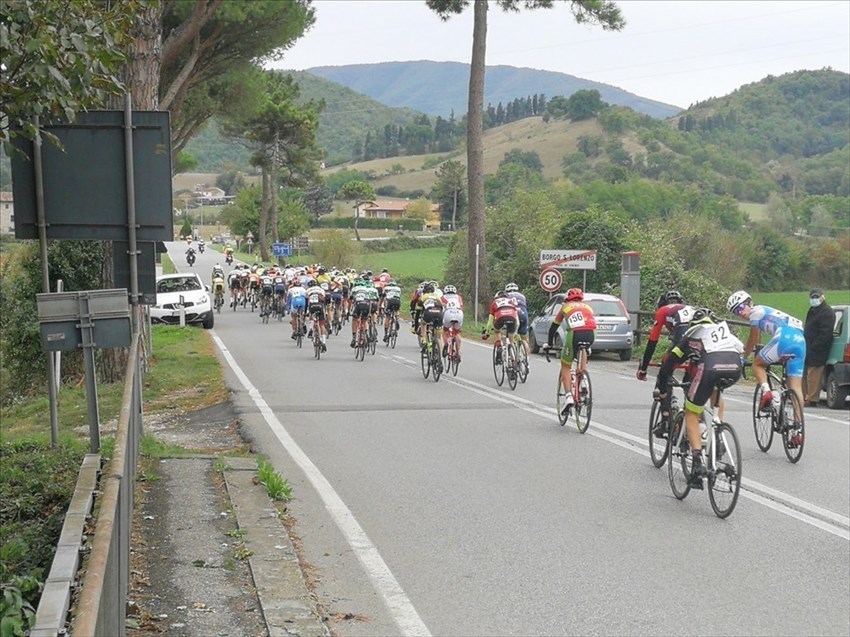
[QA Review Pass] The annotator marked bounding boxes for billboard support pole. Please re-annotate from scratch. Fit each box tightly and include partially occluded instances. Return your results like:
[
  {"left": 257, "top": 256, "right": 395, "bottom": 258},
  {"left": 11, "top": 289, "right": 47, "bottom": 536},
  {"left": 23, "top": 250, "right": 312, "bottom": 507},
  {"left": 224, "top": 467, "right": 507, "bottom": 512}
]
[
  {"left": 124, "top": 94, "right": 140, "bottom": 335},
  {"left": 33, "top": 115, "right": 60, "bottom": 447}
]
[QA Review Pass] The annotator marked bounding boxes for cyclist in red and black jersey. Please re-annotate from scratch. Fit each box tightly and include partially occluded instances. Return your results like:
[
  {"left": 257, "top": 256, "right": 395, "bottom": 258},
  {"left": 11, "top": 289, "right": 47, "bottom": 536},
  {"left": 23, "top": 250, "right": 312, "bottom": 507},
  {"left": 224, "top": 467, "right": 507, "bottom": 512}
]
[{"left": 636, "top": 290, "right": 695, "bottom": 381}]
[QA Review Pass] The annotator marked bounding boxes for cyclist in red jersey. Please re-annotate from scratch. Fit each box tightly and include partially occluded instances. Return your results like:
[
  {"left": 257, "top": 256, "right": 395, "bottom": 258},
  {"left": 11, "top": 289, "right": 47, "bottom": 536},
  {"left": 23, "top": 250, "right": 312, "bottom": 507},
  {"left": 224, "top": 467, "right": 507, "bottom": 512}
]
[
  {"left": 482, "top": 291, "right": 519, "bottom": 344},
  {"left": 636, "top": 290, "right": 694, "bottom": 380}
]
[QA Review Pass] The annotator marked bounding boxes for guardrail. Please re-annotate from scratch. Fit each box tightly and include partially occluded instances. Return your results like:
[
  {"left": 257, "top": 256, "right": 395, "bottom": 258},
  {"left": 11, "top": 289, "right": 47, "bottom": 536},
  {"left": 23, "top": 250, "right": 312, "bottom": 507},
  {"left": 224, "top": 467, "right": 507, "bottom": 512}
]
[
  {"left": 32, "top": 332, "right": 143, "bottom": 636},
  {"left": 632, "top": 310, "right": 749, "bottom": 347}
]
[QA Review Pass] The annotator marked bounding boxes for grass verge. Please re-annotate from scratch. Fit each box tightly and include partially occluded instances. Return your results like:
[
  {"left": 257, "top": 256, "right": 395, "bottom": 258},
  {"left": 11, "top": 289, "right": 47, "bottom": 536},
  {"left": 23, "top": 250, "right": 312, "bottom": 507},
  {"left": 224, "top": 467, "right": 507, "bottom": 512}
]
[{"left": 0, "top": 325, "right": 226, "bottom": 620}]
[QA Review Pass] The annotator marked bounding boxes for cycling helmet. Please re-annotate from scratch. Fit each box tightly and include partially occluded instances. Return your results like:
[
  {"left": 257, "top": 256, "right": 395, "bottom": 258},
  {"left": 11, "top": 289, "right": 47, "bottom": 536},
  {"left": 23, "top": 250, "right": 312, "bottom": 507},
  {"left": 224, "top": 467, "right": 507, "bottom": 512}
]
[
  {"left": 382, "top": 268, "right": 389, "bottom": 274},
  {"left": 318, "top": 266, "right": 326, "bottom": 274},
  {"left": 691, "top": 307, "right": 718, "bottom": 325},
  {"left": 657, "top": 290, "right": 683, "bottom": 308},
  {"left": 389, "top": 280, "right": 398, "bottom": 287},
  {"left": 727, "top": 290, "right": 752, "bottom": 314},
  {"left": 423, "top": 283, "right": 435, "bottom": 294},
  {"left": 495, "top": 291, "right": 507, "bottom": 299},
  {"left": 444, "top": 284, "right": 457, "bottom": 294},
  {"left": 250, "top": 264, "right": 258, "bottom": 273},
  {"left": 365, "top": 270, "right": 373, "bottom": 277},
  {"left": 505, "top": 282, "right": 519, "bottom": 293},
  {"left": 566, "top": 288, "right": 583, "bottom": 302},
  {"left": 307, "top": 280, "right": 317, "bottom": 288}
]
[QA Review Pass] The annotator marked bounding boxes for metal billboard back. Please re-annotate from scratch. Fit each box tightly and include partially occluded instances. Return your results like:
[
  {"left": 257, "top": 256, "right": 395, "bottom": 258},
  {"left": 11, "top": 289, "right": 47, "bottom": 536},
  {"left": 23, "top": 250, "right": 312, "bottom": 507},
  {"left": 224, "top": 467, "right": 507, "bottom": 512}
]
[{"left": 11, "top": 111, "right": 173, "bottom": 241}]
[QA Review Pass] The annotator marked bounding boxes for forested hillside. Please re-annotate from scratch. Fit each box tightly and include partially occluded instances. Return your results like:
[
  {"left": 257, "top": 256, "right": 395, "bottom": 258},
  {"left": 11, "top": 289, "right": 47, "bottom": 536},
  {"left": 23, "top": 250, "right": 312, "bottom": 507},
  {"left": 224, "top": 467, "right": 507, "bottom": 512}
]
[{"left": 304, "top": 61, "right": 681, "bottom": 119}]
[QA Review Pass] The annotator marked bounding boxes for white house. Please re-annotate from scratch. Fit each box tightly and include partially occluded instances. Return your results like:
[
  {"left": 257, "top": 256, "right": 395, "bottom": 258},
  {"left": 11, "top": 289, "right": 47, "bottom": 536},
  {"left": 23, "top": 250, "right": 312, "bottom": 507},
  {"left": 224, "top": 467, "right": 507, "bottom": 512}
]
[{"left": 0, "top": 191, "right": 13, "bottom": 235}]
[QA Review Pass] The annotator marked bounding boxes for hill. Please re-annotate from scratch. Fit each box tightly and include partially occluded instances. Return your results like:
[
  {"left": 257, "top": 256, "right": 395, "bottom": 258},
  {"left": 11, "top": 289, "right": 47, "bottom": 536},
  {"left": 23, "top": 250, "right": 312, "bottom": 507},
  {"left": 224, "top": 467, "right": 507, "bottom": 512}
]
[{"left": 302, "top": 60, "right": 682, "bottom": 119}]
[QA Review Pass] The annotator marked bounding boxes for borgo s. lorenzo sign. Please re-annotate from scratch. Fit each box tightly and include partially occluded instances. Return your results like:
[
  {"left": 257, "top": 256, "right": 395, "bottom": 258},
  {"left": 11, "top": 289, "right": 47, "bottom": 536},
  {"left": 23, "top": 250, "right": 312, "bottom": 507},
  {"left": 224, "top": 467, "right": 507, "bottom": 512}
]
[{"left": 539, "top": 250, "right": 597, "bottom": 270}]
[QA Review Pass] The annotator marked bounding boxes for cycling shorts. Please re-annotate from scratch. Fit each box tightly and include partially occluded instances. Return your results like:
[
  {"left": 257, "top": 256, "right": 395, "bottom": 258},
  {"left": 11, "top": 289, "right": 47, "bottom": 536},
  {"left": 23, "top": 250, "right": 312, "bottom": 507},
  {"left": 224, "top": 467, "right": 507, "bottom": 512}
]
[
  {"left": 290, "top": 296, "right": 307, "bottom": 312},
  {"left": 309, "top": 304, "right": 325, "bottom": 321},
  {"left": 331, "top": 292, "right": 343, "bottom": 304},
  {"left": 229, "top": 278, "right": 242, "bottom": 290},
  {"left": 274, "top": 284, "right": 286, "bottom": 294},
  {"left": 369, "top": 300, "right": 379, "bottom": 314},
  {"left": 757, "top": 327, "right": 806, "bottom": 378},
  {"left": 494, "top": 315, "right": 517, "bottom": 334},
  {"left": 685, "top": 352, "right": 742, "bottom": 414},
  {"left": 423, "top": 306, "right": 444, "bottom": 327},
  {"left": 442, "top": 308, "right": 464, "bottom": 330},
  {"left": 352, "top": 301, "right": 371, "bottom": 319},
  {"left": 261, "top": 286, "right": 273, "bottom": 296},
  {"left": 560, "top": 329, "right": 594, "bottom": 365},
  {"left": 517, "top": 309, "right": 529, "bottom": 336},
  {"left": 384, "top": 298, "right": 401, "bottom": 313}
]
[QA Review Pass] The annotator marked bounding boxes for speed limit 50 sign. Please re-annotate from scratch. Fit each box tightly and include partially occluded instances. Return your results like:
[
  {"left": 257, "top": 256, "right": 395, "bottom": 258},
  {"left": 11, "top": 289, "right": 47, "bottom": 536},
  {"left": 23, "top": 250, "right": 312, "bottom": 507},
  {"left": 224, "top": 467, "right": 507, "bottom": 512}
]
[{"left": 539, "top": 268, "right": 562, "bottom": 293}]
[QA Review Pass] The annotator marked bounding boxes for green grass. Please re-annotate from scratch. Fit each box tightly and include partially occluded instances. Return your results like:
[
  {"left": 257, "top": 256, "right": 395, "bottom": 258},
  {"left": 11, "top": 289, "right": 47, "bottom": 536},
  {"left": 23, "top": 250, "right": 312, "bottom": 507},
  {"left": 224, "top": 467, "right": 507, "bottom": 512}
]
[
  {"left": 739, "top": 201, "right": 767, "bottom": 221},
  {"left": 353, "top": 247, "right": 447, "bottom": 281},
  {"left": 755, "top": 289, "right": 849, "bottom": 320},
  {"left": 161, "top": 253, "right": 175, "bottom": 274}
]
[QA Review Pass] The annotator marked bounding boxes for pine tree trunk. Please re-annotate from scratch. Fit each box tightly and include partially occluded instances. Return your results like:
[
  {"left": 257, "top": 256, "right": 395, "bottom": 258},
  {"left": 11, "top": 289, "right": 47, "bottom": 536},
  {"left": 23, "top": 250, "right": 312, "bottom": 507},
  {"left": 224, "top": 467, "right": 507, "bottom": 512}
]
[
  {"left": 259, "top": 166, "right": 270, "bottom": 261},
  {"left": 467, "top": 0, "right": 490, "bottom": 311}
]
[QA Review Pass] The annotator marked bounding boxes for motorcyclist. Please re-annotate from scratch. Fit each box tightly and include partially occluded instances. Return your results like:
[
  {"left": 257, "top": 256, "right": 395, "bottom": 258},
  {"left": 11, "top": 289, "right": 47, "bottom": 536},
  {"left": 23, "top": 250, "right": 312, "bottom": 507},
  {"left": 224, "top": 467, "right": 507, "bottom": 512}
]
[
  {"left": 198, "top": 240, "right": 206, "bottom": 253},
  {"left": 186, "top": 246, "right": 196, "bottom": 266}
]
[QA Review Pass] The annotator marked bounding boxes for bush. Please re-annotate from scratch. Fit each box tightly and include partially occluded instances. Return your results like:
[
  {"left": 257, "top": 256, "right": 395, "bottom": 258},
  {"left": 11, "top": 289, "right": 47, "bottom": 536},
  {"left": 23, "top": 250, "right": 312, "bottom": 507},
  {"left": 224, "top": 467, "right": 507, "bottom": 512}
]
[{"left": 360, "top": 235, "right": 452, "bottom": 254}]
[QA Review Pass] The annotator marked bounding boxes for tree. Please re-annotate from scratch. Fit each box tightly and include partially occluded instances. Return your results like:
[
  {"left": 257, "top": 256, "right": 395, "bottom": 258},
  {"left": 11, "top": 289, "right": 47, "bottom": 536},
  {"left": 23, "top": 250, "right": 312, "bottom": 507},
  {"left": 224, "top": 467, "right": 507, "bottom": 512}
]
[
  {"left": 433, "top": 160, "right": 467, "bottom": 230},
  {"left": 499, "top": 149, "right": 543, "bottom": 173},
  {"left": 0, "top": 0, "right": 136, "bottom": 145},
  {"left": 566, "top": 89, "right": 605, "bottom": 121},
  {"left": 426, "top": 0, "right": 625, "bottom": 313},
  {"left": 302, "top": 184, "right": 334, "bottom": 224},
  {"left": 338, "top": 180, "right": 375, "bottom": 242},
  {"left": 405, "top": 197, "right": 433, "bottom": 222},
  {"left": 216, "top": 169, "right": 247, "bottom": 196}
]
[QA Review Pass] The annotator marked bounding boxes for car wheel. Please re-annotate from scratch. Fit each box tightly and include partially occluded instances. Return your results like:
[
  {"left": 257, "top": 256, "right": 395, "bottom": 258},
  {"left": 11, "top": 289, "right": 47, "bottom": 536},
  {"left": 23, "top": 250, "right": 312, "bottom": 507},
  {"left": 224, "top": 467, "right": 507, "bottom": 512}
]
[
  {"left": 619, "top": 348, "right": 632, "bottom": 362},
  {"left": 202, "top": 312, "right": 214, "bottom": 329},
  {"left": 825, "top": 370, "right": 849, "bottom": 409},
  {"left": 528, "top": 330, "right": 540, "bottom": 354}
]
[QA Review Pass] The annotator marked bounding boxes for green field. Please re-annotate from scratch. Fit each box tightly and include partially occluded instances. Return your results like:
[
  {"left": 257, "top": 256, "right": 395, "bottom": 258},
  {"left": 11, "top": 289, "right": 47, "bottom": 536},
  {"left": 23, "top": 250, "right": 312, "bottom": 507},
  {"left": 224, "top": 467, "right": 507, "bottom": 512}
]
[
  {"left": 353, "top": 247, "right": 447, "bottom": 281},
  {"left": 756, "top": 289, "right": 849, "bottom": 320}
]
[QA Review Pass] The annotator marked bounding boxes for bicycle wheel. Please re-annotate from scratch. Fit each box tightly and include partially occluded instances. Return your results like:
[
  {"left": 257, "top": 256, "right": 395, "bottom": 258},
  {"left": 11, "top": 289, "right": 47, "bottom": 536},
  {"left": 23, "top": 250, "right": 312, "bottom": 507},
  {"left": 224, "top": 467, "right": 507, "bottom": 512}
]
[
  {"left": 262, "top": 304, "right": 270, "bottom": 324},
  {"left": 389, "top": 326, "right": 398, "bottom": 349},
  {"left": 357, "top": 331, "right": 366, "bottom": 361},
  {"left": 506, "top": 344, "right": 518, "bottom": 390},
  {"left": 295, "top": 320, "right": 303, "bottom": 348},
  {"left": 752, "top": 384, "right": 774, "bottom": 452},
  {"left": 431, "top": 344, "right": 442, "bottom": 382},
  {"left": 314, "top": 335, "right": 321, "bottom": 360},
  {"left": 492, "top": 345, "right": 505, "bottom": 387},
  {"left": 420, "top": 345, "right": 431, "bottom": 378},
  {"left": 574, "top": 370, "right": 592, "bottom": 433},
  {"left": 555, "top": 374, "right": 570, "bottom": 426},
  {"left": 450, "top": 339, "right": 460, "bottom": 377},
  {"left": 516, "top": 343, "right": 528, "bottom": 383},
  {"left": 648, "top": 400, "right": 670, "bottom": 469},
  {"left": 780, "top": 390, "right": 805, "bottom": 463},
  {"left": 708, "top": 422, "right": 742, "bottom": 518},
  {"left": 667, "top": 411, "right": 692, "bottom": 500}
]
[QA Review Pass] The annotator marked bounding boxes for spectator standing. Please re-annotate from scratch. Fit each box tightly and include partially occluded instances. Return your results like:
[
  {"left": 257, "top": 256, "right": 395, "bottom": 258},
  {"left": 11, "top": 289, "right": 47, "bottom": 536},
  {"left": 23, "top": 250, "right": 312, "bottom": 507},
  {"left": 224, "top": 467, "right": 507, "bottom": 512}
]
[{"left": 804, "top": 288, "right": 835, "bottom": 406}]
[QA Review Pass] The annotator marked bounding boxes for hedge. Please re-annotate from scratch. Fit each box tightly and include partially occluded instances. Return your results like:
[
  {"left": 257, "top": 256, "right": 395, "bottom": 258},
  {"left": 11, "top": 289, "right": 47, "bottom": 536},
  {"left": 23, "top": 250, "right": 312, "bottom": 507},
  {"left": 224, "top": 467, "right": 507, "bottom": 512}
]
[{"left": 315, "top": 217, "right": 425, "bottom": 231}]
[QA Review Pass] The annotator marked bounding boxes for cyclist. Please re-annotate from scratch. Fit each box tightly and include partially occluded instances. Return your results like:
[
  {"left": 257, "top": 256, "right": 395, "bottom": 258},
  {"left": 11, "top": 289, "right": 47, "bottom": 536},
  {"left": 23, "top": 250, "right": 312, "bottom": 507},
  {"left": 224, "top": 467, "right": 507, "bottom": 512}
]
[
  {"left": 211, "top": 263, "right": 224, "bottom": 283},
  {"left": 655, "top": 308, "right": 744, "bottom": 490},
  {"left": 727, "top": 290, "right": 806, "bottom": 438},
  {"left": 350, "top": 278, "right": 371, "bottom": 348},
  {"left": 441, "top": 284, "right": 464, "bottom": 361},
  {"left": 418, "top": 282, "right": 445, "bottom": 352},
  {"left": 504, "top": 282, "right": 530, "bottom": 358},
  {"left": 227, "top": 265, "right": 243, "bottom": 308},
  {"left": 259, "top": 271, "right": 274, "bottom": 316},
  {"left": 409, "top": 280, "right": 427, "bottom": 334},
  {"left": 305, "top": 280, "right": 328, "bottom": 351},
  {"left": 544, "top": 288, "right": 596, "bottom": 415},
  {"left": 481, "top": 290, "right": 519, "bottom": 360},
  {"left": 637, "top": 290, "right": 695, "bottom": 436},
  {"left": 272, "top": 269, "right": 287, "bottom": 315},
  {"left": 286, "top": 278, "right": 308, "bottom": 339},
  {"left": 224, "top": 245, "right": 234, "bottom": 265},
  {"left": 382, "top": 279, "right": 403, "bottom": 342},
  {"left": 211, "top": 263, "right": 225, "bottom": 308}
]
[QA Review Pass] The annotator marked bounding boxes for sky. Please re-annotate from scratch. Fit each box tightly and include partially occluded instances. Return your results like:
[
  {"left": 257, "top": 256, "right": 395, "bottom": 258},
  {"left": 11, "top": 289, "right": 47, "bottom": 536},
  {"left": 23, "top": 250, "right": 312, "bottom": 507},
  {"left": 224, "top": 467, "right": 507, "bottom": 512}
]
[{"left": 270, "top": 0, "right": 850, "bottom": 108}]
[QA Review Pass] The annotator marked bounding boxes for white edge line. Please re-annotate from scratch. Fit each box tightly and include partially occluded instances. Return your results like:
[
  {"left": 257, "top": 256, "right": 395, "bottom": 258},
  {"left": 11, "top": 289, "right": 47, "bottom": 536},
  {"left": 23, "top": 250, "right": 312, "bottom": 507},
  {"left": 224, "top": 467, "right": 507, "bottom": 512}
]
[
  {"left": 390, "top": 352, "right": 850, "bottom": 539},
  {"left": 213, "top": 335, "right": 431, "bottom": 637}
]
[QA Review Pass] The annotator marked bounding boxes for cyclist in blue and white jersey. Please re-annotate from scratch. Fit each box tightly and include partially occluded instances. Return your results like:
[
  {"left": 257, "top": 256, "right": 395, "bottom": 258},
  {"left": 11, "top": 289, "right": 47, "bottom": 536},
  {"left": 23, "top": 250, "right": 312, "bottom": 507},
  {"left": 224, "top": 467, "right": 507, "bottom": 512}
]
[
  {"left": 727, "top": 290, "right": 806, "bottom": 417},
  {"left": 505, "top": 282, "right": 530, "bottom": 358},
  {"left": 286, "top": 279, "right": 308, "bottom": 340}
]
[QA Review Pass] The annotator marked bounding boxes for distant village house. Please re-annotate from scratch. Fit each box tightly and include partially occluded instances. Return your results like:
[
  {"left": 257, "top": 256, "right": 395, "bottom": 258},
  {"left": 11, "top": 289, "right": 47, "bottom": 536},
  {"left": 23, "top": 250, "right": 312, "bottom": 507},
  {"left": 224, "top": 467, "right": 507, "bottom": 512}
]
[
  {"left": 0, "top": 191, "right": 14, "bottom": 235},
  {"left": 353, "top": 199, "right": 441, "bottom": 228}
]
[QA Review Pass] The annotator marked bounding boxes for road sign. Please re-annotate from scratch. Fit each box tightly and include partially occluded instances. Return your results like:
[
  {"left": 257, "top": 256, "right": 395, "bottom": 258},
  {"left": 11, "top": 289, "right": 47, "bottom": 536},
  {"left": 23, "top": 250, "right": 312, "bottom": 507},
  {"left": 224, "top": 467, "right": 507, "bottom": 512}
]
[
  {"left": 539, "top": 268, "right": 563, "bottom": 293},
  {"left": 272, "top": 243, "right": 291, "bottom": 257},
  {"left": 540, "top": 249, "right": 597, "bottom": 270}
]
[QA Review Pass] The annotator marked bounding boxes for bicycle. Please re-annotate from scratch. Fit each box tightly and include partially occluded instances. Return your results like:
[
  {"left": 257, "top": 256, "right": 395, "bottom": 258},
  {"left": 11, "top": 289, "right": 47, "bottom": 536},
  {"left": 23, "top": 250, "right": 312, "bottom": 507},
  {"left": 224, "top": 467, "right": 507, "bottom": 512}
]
[
  {"left": 420, "top": 323, "right": 443, "bottom": 382},
  {"left": 311, "top": 315, "right": 325, "bottom": 360},
  {"left": 489, "top": 326, "right": 520, "bottom": 390},
  {"left": 260, "top": 294, "right": 271, "bottom": 324},
  {"left": 367, "top": 313, "right": 378, "bottom": 356},
  {"left": 514, "top": 334, "right": 529, "bottom": 384},
  {"left": 443, "top": 322, "right": 461, "bottom": 377},
  {"left": 212, "top": 281, "right": 225, "bottom": 314},
  {"left": 666, "top": 380, "right": 742, "bottom": 519},
  {"left": 292, "top": 310, "right": 305, "bottom": 349},
  {"left": 385, "top": 312, "right": 400, "bottom": 349},
  {"left": 748, "top": 355, "right": 805, "bottom": 464},
  {"left": 544, "top": 341, "right": 592, "bottom": 433},
  {"left": 331, "top": 301, "right": 343, "bottom": 335},
  {"left": 354, "top": 322, "right": 368, "bottom": 361},
  {"left": 647, "top": 363, "right": 690, "bottom": 469}
]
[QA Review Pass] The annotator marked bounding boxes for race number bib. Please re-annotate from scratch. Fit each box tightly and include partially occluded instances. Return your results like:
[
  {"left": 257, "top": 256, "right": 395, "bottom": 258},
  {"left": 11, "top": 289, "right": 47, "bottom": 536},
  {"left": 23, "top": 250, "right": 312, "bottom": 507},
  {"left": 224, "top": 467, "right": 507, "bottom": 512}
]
[
  {"left": 676, "top": 306, "right": 694, "bottom": 324},
  {"left": 567, "top": 311, "right": 587, "bottom": 329},
  {"left": 703, "top": 321, "right": 733, "bottom": 353},
  {"left": 445, "top": 297, "right": 461, "bottom": 309}
]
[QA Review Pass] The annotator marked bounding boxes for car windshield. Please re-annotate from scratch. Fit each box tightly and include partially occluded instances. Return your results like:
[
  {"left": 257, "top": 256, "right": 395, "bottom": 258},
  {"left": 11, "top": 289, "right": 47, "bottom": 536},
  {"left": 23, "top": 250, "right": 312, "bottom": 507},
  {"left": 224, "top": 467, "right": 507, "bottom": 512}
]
[
  {"left": 589, "top": 300, "right": 624, "bottom": 317},
  {"left": 157, "top": 277, "right": 201, "bottom": 294}
]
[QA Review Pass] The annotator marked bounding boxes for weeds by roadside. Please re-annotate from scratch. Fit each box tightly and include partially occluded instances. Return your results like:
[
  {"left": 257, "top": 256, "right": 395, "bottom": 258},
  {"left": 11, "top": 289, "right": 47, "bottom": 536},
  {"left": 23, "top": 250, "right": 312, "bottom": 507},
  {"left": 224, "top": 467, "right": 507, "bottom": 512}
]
[{"left": 257, "top": 457, "right": 293, "bottom": 503}]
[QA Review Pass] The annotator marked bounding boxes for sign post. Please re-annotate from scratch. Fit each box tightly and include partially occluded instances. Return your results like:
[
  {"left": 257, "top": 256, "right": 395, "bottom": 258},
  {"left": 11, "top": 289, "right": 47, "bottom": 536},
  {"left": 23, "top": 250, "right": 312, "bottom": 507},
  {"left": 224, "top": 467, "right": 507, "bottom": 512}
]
[{"left": 540, "top": 249, "right": 597, "bottom": 291}]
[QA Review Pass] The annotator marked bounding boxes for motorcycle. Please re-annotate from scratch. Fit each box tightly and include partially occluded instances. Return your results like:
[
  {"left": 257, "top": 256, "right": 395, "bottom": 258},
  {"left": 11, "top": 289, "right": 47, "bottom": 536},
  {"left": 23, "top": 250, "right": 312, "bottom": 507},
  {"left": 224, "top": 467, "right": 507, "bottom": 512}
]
[
  {"left": 225, "top": 254, "right": 233, "bottom": 266},
  {"left": 199, "top": 243, "right": 206, "bottom": 254},
  {"left": 186, "top": 252, "right": 196, "bottom": 267}
]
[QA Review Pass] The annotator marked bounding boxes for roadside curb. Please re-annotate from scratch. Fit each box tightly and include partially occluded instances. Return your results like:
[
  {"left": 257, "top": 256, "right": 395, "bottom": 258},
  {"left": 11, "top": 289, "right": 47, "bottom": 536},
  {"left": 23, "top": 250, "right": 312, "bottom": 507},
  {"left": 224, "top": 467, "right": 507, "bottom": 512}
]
[{"left": 221, "top": 457, "right": 329, "bottom": 637}]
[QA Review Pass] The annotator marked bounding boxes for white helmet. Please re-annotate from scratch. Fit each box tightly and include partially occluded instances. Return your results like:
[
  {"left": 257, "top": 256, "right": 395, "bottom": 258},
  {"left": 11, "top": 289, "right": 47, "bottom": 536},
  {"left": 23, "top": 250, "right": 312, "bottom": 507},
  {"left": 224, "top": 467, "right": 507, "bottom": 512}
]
[
  {"left": 505, "top": 282, "right": 519, "bottom": 293},
  {"left": 726, "top": 290, "right": 751, "bottom": 313},
  {"left": 444, "top": 285, "right": 457, "bottom": 294}
]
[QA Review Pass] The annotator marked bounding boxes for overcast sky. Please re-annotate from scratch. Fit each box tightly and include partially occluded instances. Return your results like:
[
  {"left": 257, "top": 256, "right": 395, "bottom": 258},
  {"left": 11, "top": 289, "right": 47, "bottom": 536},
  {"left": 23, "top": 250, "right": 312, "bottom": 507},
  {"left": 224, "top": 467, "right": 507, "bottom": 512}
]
[{"left": 270, "top": 0, "right": 850, "bottom": 108}]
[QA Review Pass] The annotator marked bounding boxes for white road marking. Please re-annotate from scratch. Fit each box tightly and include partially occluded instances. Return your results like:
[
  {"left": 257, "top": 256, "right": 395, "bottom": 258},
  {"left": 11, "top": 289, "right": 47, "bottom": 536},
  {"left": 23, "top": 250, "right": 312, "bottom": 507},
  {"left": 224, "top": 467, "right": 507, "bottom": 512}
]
[
  {"left": 389, "top": 351, "right": 850, "bottom": 540},
  {"left": 213, "top": 335, "right": 431, "bottom": 637}
]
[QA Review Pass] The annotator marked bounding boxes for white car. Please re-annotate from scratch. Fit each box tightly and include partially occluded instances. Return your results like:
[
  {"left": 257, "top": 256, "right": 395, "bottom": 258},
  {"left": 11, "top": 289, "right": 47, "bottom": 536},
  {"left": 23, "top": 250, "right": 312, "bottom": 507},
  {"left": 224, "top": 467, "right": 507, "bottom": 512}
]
[{"left": 151, "top": 273, "right": 214, "bottom": 328}]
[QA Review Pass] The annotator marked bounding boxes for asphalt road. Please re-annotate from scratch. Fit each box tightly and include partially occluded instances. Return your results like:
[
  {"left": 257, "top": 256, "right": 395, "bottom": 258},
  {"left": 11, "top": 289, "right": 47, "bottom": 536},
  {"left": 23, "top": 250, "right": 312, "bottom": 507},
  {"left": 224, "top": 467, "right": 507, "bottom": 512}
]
[{"left": 167, "top": 243, "right": 850, "bottom": 636}]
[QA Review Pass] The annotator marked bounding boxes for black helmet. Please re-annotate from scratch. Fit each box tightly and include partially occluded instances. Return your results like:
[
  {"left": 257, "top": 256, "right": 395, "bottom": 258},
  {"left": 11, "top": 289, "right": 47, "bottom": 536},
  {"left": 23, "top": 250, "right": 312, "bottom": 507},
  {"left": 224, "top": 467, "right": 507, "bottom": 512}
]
[
  {"left": 691, "top": 307, "right": 718, "bottom": 325},
  {"left": 423, "top": 283, "right": 435, "bottom": 294},
  {"left": 657, "top": 290, "right": 683, "bottom": 308}
]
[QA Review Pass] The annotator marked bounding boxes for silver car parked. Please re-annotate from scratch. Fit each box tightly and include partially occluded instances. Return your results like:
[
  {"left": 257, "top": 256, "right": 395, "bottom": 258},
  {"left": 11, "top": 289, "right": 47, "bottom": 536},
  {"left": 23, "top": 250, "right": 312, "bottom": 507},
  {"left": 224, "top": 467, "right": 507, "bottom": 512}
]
[{"left": 528, "top": 292, "right": 633, "bottom": 361}]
